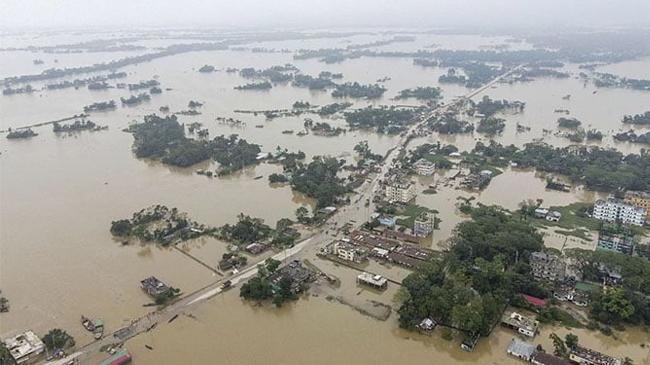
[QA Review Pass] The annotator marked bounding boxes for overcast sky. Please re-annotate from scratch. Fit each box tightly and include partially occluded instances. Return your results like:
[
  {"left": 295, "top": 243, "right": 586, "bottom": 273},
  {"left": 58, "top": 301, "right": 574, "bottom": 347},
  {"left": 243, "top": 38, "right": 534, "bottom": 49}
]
[{"left": 1, "top": 0, "right": 649, "bottom": 31}]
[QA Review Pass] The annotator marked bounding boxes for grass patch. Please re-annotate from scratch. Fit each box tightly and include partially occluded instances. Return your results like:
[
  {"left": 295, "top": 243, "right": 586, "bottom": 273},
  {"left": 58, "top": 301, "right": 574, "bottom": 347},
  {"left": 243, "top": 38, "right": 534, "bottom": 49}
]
[{"left": 554, "top": 228, "right": 592, "bottom": 240}]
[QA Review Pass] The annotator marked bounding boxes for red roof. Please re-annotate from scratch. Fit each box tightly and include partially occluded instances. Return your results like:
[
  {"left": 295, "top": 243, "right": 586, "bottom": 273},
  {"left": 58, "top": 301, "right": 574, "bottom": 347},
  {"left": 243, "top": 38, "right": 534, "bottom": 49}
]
[{"left": 521, "top": 293, "right": 547, "bottom": 307}]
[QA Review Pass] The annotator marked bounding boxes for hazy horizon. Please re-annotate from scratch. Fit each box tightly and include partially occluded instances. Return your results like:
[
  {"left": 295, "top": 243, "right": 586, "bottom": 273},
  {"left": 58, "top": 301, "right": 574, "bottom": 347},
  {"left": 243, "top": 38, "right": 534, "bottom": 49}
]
[{"left": 1, "top": 0, "right": 650, "bottom": 32}]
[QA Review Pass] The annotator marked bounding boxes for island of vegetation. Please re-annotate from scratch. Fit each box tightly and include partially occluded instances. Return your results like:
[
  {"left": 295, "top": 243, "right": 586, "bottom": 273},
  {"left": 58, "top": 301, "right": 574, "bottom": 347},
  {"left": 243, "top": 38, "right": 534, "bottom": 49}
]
[
  {"left": 344, "top": 106, "right": 416, "bottom": 134},
  {"left": 83, "top": 100, "right": 116, "bottom": 113},
  {"left": 198, "top": 65, "right": 216, "bottom": 73},
  {"left": 110, "top": 205, "right": 213, "bottom": 245},
  {"left": 317, "top": 102, "right": 352, "bottom": 116},
  {"left": 472, "top": 95, "right": 525, "bottom": 117},
  {"left": 6, "top": 128, "right": 38, "bottom": 139},
  {"left": 331, "top": 82, "right": 386, "bottom": 99},
  {"left": 476, "top": 117, "right": 506, "bottom": 135},
  {"left": 622, "top": 111, "right": 650, "bottom": 125},
  {"left": 428, "top": 113, "right": 475, "bottom": 134},
  {"left": 557, "top": 117, "right": 582, "bottom": 129},
  {"left": 292, "top": 74, "right": 336, "bottom": 90},
  {"left": 613, "top": 130, "right": 650, "bottom": 145},
  {"left": 234, "top": 81, "right": 272, "bottom": 90},
  {"left": 121, "top": 93, "right": 151, "bottom": 106},
  {"left": 53, "top": 119, "right": 107, "bottom": 133},
  {"left": 396, "top": 86, "right": 443, "bottom": 101},
  {"left": 127, "top": 80, "right": 160, "bottom": 91},
  {"left": 126, "top": 114, "right": 261, "bottom": 171}
]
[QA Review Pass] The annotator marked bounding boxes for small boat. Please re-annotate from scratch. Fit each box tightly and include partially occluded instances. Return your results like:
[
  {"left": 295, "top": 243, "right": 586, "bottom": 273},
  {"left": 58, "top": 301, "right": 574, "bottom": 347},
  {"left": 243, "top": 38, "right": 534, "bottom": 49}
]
[
  {"left": 81, "top": 316, "right": 96, "bottom": 332},
  {"left": 221, "top": 280, "right": 232, "bottom": 290},
  {"left": 93, "top": 319, "right": 104, "bottom": 339},
  {"left": 254, "top": 175, "right": 263, "bottom": 180},
  {"left": 281, "top": 130, "right": 294, "bottom": 134},
  {"left": 255, "top": 124, "right": 264, "bottom": 128},
  {"left": 296, "top": 131, "right": 307, "bottom": 136}
]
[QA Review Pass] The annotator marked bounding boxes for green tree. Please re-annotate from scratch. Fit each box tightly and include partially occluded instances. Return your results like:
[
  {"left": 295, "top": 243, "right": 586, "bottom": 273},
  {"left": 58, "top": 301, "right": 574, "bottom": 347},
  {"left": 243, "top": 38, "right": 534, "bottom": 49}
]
[
  {"left": 564, "top": 333, "right": 579, "bottom": 351},
  {"left": 549, "top": 332, "right": 568, "bottom": 358},
  {"left": 592, "top": 288, "right": 635, "bottom": 324},
  {"left": 42, "top": 329, "right": 75, "bottom": 352}
]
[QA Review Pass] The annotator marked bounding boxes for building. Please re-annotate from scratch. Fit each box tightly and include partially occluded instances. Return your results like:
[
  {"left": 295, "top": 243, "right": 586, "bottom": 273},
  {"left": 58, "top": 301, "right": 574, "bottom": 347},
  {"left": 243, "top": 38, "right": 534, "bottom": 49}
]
[
  {"left": 530, "top": 251, "right": 566, "bottom": 282},
  {"left": 597, "top": 231, "right": 635, "bottom": 255},
  {"left": 506, "top": 338, "right": 536, "bottom": 361},
  {"left": 376, "top": 214, "right": 396, "bottom": 227},
  {"left": 624, "top": 190, "right": 650, "bottom": 221},
  {"left": 416, "top": 318, "right": 437, "bottom": 333},
  {"left": 592, "top": 198, "right": 646, "bottom": 226},
  {"left": 357, "top": 272, "right": 388, "bottom": 289},
  {"left": 413, "top": 159, "right": 436, "bottom": 176},
  {"left": 140, "top": 276, "right": 171, "bottom": 297},
  {"left": 333, "top": 240, "right": 368, "bottom": 263},
  {"left": 413, "top": 212, "right": 436, "bottom": 237},
  {"left": 385, "top": 179, "right": 416, "bottom": 203},
  {"left": 521, "top": 293, "right": 547, "bottom": 308},
  {"left": 269, "top": 260, "right": 313, "bottom": 294},
  {"left": 532, "top": 352, "right": 572, "bottom": 365},
  {"left": 501, "top": 311, "right": 539, "bottom": 338},
  {"left": 99, "top": 349, "right": 133, "bottom": 365},
  {"left": 3, "top": 330, "right": 45, "bottom": 364},
  {"left": 569, "top": 346, "right": 622, "bottom": 365},
  {"left": 534, "top": 208, "right": 549, "bottom": 218},
  {"left": 461, "top": 170, "right": 493, "bottom": 189},
  {"left": 245, "top": 242, "right": 269, "bottom": 255}
]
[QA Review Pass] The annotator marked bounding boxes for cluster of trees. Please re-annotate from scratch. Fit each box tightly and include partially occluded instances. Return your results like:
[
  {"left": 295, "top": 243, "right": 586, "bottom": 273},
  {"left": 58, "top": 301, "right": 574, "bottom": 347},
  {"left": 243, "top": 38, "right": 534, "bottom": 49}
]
[
  {"left": 234, "top": 81, "right": 272, "bottom": 90},
  {"left": 83, "top": 100, "right": 116, "bottom": 112},
  {"left": 331, "top": 82, "right": 386, "bottom": 98},
  {"left": 399, "top": 205, "right": 545, "bottom": 336},
  {"left": 317, "top": 102, "right": 352, "bottom": 116},
  {"left": 566, "top": 248, "right": 650, "bottom": 325},
  {"left": 472, "top": 141, "right": 650, "bottom": 191},
  {"left": 127, "top": 114, "right": 261, "bottom": 170},
  {"left": 292, "top": 74, "right": 335, "bottom": 90},
  {"left": 239, "top": 64, "right": 298, "bottom": 83},
  {"left": 519, "top": 67, "right": 570, "bottom": 80},
  {"left": 218, "top": 213, "right": 272, "bottom": 245},
  {"left": 198, "top": 65, "right": 215, "bottom": 73},
  {"left": 240, "top": 258, "right": 297, "bottom": 307},
  {"left": 354, "top": 140, "right": 383, "bottom": 163},
  {"left": 429, "top": 114, "right": 474, "bottom": 134},
  {"left": 110, "top": 205, "right": 208, "bottom": 245},
  {"left": 317, "top": 71, "right": 343, "bottom": 79},
  {"left": 42, "top": 329, "right": 75, "bottom": 352},
  {"left": 588, "top": 72, "right": 650, "bottom": 91},
  {"left": 2, "top": 85, "right": 34, "bottom": 95},
  {"left": 344, "top": 106, "right": 415, "bottom": 134},
  {"left": 292, "top": 100, "right": 311, "bottom": 109},
  {"left": 439, "top": 63, "right": 502, "bottom": 88},
  {"left": 46, "top": 72, "right": 126, "bottom": 90},
  {"left": 290, "top": 156, "right": 349, "bottom": 208},
  {"left": 622, "top": 111, "right": 650, "bottom": 125},
  {"left": 558, "top": 117, "right": 582, "bottom": 129},
  {"left": 476, "top": 117, "right": 506, "bottom": 135},
  {"left": 53, "top": 119, "right": 104, "bottom": 133},
  {"left": 413, "top": 58, "right": 438, "bottom": 67},
  {"left": 304, "top": 119, "right": 345, "bottom": 136},
  {"left": 128, "top": 80, "right": 159, "bottom": 91},
  {"left": 6, "top": 128, "right": 38, "bottom": 139},
  {"left": 396, "top": 86, "right": 443, "bottom": 101},
  {"left": 473, "top": 95, "right": 525, "bottom": 117},
  {"left": 121, "top": 93, "right": 151, "bottom": 106},
  {"left": 407, "top": 142, "right": 457, "bottom": 169},
  {"left": 613, "top": 130, "right": 650, "bottom": 145}
]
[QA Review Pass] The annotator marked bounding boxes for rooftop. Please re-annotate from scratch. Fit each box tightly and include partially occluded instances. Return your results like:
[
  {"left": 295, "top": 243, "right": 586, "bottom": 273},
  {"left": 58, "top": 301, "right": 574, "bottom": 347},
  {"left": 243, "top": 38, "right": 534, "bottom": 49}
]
[
  {"left": 357, "top": 272, "right": 388, "bottom": 287},
  {"left": 506, "top": 338, "right": 535, "bottom": 359},
  {"left": 3, "top": 330, "right": 45, "bottom": 361},
  {"left": 571, "top": 346, "right": 621, "bottom": 365}
]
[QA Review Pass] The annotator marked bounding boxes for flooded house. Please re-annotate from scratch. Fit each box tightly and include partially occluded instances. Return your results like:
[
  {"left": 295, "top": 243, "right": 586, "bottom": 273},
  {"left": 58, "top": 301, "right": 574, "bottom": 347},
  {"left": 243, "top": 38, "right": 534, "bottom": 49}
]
[
  {"left": 501, "top": 311, "right": 539, "bottom": 338},
  {"left": 356, "top": 272, "right": 388, "bottom": 290},
  {"left": 569, "top": 346, "right": 622, "bottom": 365},
  {"left": 2, "top": 330, "right": 45, "bottom": 364},
  {"left": 140, "top": 276, "right": 171, "bottom": 297},
  {"left": 269, "top": 260, "right": 313, "bottom": 294},
  {"left": 506, "top": 338, "right": 536, "bottom": 361},
  {"left": 530, "top": 251, "right": 566, "bottom": 282}
]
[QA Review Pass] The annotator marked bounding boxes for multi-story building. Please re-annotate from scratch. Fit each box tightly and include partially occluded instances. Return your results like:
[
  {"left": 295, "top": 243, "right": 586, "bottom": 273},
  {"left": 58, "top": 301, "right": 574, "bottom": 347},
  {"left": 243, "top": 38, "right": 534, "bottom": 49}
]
[
  {"left": 413, "top": 159, "right": 436, "bottom": 176},
  {"left": 413, "top": 211, "right": 436, "bottom": 237},
  {"left": 333, "top": 240, "right": 369, "bottom": 263},
  {"left": 530, "top": 251, "right": 566, "bottom": 282},
  {"left": 569, "top": 346, "right": 622, "bottom": 365},
  {"left": 385, "top": 179, "right": 416, "bottom": 203},
  {"left": 597, "top": 231, "right": 635, "bottom": 255},
  {"left": 592, "top": 198, "right": 646, "bottom": 226},
  {"left": 3, "top": 330, "right": 45, "bottom": 364},
  {"left": 624, "top": 190, "right": 650, "bottom": 221}
]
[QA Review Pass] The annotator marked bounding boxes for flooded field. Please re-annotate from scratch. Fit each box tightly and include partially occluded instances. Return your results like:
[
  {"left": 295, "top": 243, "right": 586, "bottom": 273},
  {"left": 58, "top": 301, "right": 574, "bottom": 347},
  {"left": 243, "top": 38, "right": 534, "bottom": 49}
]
[{"left": 1, "top": 30, "right": 650, "bottom": 365}]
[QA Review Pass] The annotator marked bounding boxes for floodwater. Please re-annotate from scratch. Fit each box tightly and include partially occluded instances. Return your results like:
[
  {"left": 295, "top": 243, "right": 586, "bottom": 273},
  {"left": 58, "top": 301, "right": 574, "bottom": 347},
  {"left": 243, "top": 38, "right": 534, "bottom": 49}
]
[{"left": 1, "top": 30, "right": 650, "bottom": 364}]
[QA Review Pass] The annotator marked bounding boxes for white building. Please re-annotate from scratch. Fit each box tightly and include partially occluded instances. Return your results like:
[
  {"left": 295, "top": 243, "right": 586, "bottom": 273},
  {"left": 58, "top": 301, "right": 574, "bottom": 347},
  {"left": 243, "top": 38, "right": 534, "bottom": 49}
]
[
  {"left": 413, "top": 159, "right": 435, "bottom": 176},
  {"left": 385, "top": 180, "right": 416, "bottom": 203},
  {"left": 3, "top": 330, "right": 45, "bottom": 364},
  {"left": 414, "top": 212, "right": 436, "bottom": 237},
  {"left": 593, "top": 198, "right": 646, "bottom": 226},
  {"left": 333, "top": 240, "right": 368, "bottom": 263}
]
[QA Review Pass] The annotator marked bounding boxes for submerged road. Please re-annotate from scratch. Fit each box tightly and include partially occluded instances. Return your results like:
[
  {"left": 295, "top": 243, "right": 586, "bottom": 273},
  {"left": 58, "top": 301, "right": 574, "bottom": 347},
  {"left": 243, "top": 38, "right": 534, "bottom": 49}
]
[{"left": 59, "top": 65, "right": 522, "bottom": 365}]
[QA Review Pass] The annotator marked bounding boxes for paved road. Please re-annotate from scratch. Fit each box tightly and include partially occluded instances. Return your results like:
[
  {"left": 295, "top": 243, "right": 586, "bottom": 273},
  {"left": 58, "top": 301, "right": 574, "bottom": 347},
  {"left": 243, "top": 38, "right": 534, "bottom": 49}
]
[{"left": 65, "top": 65, "right": 522, "bottom": 365}]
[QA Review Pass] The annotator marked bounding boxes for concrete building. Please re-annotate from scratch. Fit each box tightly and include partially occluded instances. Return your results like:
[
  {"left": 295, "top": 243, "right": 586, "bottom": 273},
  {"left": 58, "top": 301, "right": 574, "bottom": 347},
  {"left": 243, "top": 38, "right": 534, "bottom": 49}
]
[
  {"left": 357, "top": 272, "right": 388, "bottom": 290},
  {"left": 413, "top": 158, "right": 436, "bottom": 176},
  {"left": 592, "top": 198, "right": 646, "bottom": 226},
  {"left": 530, "top": 251, "right": 566, "bottom": 282},
  {"left": 333, "top": 240, "right": 368, "bottom": 263},
  {"left": 532, "top": 352, "right": 572, "bottom": 365},
  {"left": 506, "top": 338, "right": 536, "bottom": 361},
  {"left": 597, "top": 231, "right": 635, "bottom": 255},
  {"left": 3, "top": 330, "right": 45, "bottom": 364},
  {"left": 569, "top": 346, "right": 621, "bottom": 365},
  {"left": 624, "top": 190, "right": 650, "bottom": 221},
  {"left": 385, "top": 179, "right": 416, "bottom": 203},
  {"left": 413, "top": 211, "right": 436, "bottom": 237},
  {"left": 501, "top": 311, "right": 539, "bottom": 338}
]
